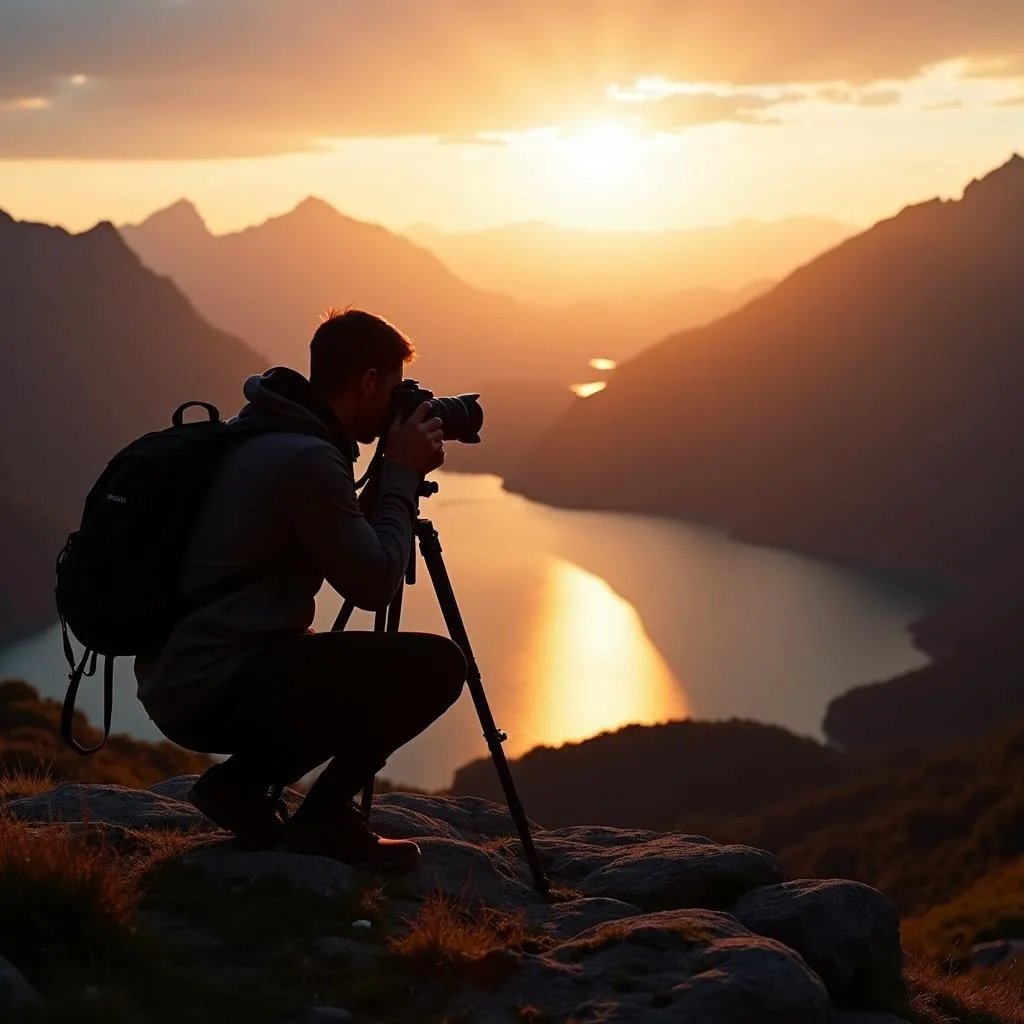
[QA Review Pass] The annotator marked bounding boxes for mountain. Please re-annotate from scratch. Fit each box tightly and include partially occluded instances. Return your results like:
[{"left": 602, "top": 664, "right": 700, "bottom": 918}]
[
  {"left": 405, "top": 217, "right": 854, "bottom": 305},
  {"left": 0, "top": 483, "right": 68, "bottom": 644},
  {"left": 0, "top": 210, "right": 264, "bottom": 637},
  {"left": 508, "top": 153, "right": 1024, "bottom": 749},
  {"left": 120, "top": 200, "right": 770, "bottom": 398},
  {"left": 509, "top": 155, "right": 1024, "bottom": 582}
]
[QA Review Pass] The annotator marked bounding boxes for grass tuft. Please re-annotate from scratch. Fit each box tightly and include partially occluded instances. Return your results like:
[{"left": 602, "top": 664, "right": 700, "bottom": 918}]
[
  {"left": 388, "top": 894, "right": 528, "bottom": 969},
  {"left": 0, "top": 814, "right": 140, "bottom": 988},
  {"left": 905, "top": 956, "right": 1024, "bottom": 1024},
  {"left": 0, "top": 765, "right": 62, "bottom": 802}
]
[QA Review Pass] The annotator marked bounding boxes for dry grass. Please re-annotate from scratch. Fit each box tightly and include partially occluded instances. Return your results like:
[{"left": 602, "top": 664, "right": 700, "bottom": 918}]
[
  {"left": 0, "top": 813, "right": 140, "bottom": 987},
  {"left": 388, "top": 893, "right": 529, "bottom": 968},
  {"left": 906, "top": 956, "right": 1024, "bottom": 1024},
  {"left": 0, "top": 765, "right": 62, "bottom": 802},
  {"left": 904, "top": 858, "right": 1024, "bottom": 969}
]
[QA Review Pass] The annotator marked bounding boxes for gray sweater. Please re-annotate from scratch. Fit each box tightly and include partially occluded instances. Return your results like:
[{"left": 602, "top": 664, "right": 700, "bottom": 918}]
[{"left": 133, "top": 371, "right": 421, "bottom": 726}]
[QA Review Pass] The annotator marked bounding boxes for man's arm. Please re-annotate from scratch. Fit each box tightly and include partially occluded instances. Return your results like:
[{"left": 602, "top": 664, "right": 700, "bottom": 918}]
[{"left": 278, "top": 443, "right": 421, "bottom": 610}]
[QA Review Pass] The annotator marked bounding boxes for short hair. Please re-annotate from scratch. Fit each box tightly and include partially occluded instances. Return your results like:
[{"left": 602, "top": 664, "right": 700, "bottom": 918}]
[{"left": 309, "top": 307, "right": 416, "bottom": 393}]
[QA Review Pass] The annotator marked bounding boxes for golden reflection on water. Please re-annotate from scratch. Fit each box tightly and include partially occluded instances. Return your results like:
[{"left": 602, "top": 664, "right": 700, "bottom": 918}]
[{"left": 516, "top": 557, "right": 688, "bottom": 748}]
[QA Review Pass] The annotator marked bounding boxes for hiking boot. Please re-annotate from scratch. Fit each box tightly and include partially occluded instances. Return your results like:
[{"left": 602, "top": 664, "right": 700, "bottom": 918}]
[
  {"left": 281, "top": 802, "right": 421, "bottom": 871},
  {"left": 187, "top": 763, "right": 289, "bottom": 850}
]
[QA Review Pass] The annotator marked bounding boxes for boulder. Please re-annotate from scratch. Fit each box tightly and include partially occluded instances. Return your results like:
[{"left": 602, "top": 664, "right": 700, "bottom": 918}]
[
  {"left": 731, "top": 879, "right": 903, "bottom": 1006},
  {"left": 300, "top": 1008, "right": 353, "bottom": 1023},
  {"left": 0, "top": 955, "right": 39, "bottom": 1013},
  {"left": 403, "top": 837, "right": 543, "bottom": 909},
  {"left": 834, "top": 1015, "right": 912, "bottom": 1024},
  {"left": 971, "top": 938, "right": 1024, "bottom": 968},
  {"left": 148, "top": 775, "right": 201, "bottom": 802},
  {"left": 6, "top": 783, "right": 207, "bottom": 831},
  {"left": 182, "top": 841, "right": 359, "bottom": 898},
  {"left": 526, "top": 898, "right": 643, "bottom": 941},
  {"left": 373, "top": 793, "right": 540, "bottom": 840},
  {"left": 573, "top": 834, "right": 786, "bottom": 911},
  {"left": 455, "top": 909, "right": 832, "bottom": 1023}
]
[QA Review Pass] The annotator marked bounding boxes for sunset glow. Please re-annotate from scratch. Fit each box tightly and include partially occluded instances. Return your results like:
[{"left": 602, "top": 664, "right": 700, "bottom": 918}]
[
  {"left": 572, "top": 382, "right": 608, "bottom": 398},
  {"left": 564, "top": 123, "right": 644, "bottom": 184}
]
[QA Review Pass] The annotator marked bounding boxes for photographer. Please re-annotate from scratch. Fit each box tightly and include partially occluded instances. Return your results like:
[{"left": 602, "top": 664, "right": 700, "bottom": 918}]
[{"left": 133, "top": 309, "right": 467, "bottom": 870}]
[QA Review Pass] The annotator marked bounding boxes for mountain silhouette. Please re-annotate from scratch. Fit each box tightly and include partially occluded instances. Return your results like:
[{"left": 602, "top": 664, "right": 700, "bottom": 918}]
[
  {"left": 0, "top": 210, "right": 264, "bottom": 639},
  {"left": 509, "top": 154, "right": 1024, "bottom": 749},
  {"left": 510, "top": 154, "right": 1024, "bottom": 582},
  {"left": 0, "top": 479, "right": 68, "bottom": 644},
  {"left": 406, "top": 217, "right": 854, "bottom": 305},
  {"left": 120, "top": 200, "right": 770, "bottom": 396}
]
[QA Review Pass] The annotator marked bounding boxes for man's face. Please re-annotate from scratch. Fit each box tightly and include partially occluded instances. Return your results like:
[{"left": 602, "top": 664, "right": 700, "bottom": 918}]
[{"left": 351, "top": 365, "right": 405, "bottom": 444}]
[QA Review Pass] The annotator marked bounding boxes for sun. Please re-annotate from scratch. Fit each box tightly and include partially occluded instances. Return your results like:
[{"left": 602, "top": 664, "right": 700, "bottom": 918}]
[{"left": 563, "top": 122, "right": 643, "bottom": 184}]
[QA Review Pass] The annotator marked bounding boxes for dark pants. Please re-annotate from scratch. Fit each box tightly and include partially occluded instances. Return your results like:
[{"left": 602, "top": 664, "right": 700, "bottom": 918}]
[{"left": 162, "top": 631, "right": 467, "bottom": 825}]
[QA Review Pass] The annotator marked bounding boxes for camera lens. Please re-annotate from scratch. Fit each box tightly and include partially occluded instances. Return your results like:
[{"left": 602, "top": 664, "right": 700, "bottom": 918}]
[{"left": 430, "top": 394, "right": 483, "bottom": 444}]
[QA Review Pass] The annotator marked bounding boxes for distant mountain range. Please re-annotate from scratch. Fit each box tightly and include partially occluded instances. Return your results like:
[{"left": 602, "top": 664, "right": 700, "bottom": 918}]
[
  {"left": 405, "top": 218, "right": 854, "bottom": 305},
  {"left": 0, "top": 211, "right": 263, "bottom": 640},
  {"left": 119, "top": 199, "right": 771, "bottom": 396},
  {"left": 509, "top": 154, "right": 1024, "bottom": 750}
]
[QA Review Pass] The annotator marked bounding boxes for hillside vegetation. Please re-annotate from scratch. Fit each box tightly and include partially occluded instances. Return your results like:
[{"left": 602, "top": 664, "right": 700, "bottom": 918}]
[{"left": 0, "top": 679, "right": 211, "bottom": 791}]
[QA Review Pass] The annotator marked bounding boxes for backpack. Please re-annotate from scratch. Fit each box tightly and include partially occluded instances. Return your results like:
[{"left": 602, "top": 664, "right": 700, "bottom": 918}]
[{"left": 55, "top": 401, "right": 283, "bottom": 754}]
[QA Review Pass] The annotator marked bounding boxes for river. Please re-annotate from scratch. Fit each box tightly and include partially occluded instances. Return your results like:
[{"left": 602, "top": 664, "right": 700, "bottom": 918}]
[{"left": 0, "top": 472, "right": 938, "bottom": 790}]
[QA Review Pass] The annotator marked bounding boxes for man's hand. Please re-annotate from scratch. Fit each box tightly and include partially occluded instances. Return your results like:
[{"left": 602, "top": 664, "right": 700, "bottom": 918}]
[{"left": 386, "top": 401, "right": 445, "bottom": 475}]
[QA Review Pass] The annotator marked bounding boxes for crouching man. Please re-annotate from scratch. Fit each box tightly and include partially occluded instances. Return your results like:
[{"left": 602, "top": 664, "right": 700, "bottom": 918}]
[{"left": 134, "top": 309, "right": 467, "bottom": 870}]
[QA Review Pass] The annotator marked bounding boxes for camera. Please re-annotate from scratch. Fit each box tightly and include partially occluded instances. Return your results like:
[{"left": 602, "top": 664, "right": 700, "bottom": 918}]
[{"left": 390, "top": 379, "right": 483, "bottom": 444}]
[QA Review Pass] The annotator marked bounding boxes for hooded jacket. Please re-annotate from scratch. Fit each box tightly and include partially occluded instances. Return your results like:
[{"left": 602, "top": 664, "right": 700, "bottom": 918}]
[{"left": 133, "top": 367, "right": 422, "bottom": 726}]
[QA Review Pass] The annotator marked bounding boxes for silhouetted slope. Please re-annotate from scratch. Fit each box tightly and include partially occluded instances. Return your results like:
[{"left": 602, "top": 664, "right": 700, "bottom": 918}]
[
  {"left": 0, "top": 210, "right": 264, "bottom": 538},
  {"left": 823, "top": 583, "right": 1024, "bottom": 750},
  {"left": 406, "top": 217, "right": 853, "bottom": 303},
  {"left": 121, "top": 200, "right": 767, "bottom": 395},
  {"left": 449, "top": 718, "right": 847, "bottom": 832},
  {"left": 0, "top": 680, "right": 211, "bottom": 786},
  {"left": 510, "top": 155, "right": 1024, "bottom": 583},
  {"left": 718, "top": 717, "right": 1024, "bottom": 917},
  {"left": 0, "top": 484, "right": 68, "bottom": 644}
]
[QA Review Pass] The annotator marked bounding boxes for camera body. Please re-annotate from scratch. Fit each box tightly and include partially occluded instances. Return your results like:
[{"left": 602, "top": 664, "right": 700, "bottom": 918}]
[{"left": 390, "top": 379, "right": 483, "bottom": 444}]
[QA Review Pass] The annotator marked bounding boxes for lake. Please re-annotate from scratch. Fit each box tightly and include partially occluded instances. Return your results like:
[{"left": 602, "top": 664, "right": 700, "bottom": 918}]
[{"left": 0, "top": 472, "right": 939, "bottom": 790}]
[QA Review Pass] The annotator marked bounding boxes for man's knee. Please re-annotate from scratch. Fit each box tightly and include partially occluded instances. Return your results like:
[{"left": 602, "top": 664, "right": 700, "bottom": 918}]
[{"left": 424, "top": 634, "right": 467, "bottom": 709}]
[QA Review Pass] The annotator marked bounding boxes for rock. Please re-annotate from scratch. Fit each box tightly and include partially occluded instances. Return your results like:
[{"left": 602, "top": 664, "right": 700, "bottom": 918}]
[
  {"left": 310, "top": 936, "right": 377, "bottom": 961},
  {"left": 301, "top": 1008, "right": 353, "bottom": 1023},
  {"left": 731, "top": 879, "right": 903, "bottom": 1006},
  {"left": 971, "top": 938, "right": 1024, "bottom": 968},
  {"left": 526, "top": 898, "right": 643, "bottom": 941},
  {"left": 182, "top": 842, "right": 359, "bottom": 898},
  {"left": 372, "top": 792, "right": 540, "bottom": 841},
  {"left": 834, "top": 1014, "right": 912, "bottom": 1024},
  {"left": 573, "top": 833, "right": 786, "bottom": 911},
  {"left": 404, "top": 837, "right": 543, "bottom": 908},
  {"left": 456, "top": 909, "right": 831, "bottom": 1023},
  {"left": 7, "top": 783, "right": 207, "bottom": 831},
  {"left": 0, "top": 955, "right": 40, "bottom": 1012},
  {"left": 148, "top": 774, "right": 200, "bottom": 802}
]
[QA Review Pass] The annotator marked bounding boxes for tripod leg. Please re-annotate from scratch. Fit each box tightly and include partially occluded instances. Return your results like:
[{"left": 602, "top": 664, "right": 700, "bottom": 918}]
[
  {"left": 415, "top": 519, "right": 551, "bottom": 897},
  {"left": 332, "top": 600, "right": 357, "bottom": 632}
]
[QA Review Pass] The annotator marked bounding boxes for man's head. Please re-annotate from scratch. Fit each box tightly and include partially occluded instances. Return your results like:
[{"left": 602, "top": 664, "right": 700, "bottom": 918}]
[{"left": 309, "top": 308, "right": 416, "bottom": 443}]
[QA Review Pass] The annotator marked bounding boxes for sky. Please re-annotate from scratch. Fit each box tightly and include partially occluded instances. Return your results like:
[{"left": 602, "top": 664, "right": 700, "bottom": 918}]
[{"left": 1, "top": 0, "right": 1023, "bottom": 235}]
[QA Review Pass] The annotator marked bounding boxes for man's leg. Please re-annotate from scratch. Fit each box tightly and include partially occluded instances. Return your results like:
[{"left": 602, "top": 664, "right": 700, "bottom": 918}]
[{"left": 181, "top": 629, "right": 466, "bottom": 859}]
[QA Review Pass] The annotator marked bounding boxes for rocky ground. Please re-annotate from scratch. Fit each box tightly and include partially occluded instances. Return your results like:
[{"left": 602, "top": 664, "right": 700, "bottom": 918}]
[{"left": 1, "top": 778, "right": 927, "bottom": 1023}]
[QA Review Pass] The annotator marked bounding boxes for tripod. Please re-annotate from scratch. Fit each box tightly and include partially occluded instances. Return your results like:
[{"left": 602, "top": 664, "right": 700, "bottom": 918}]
[{"left": 331, "top": 478, "right": 551, "bottom": 897}]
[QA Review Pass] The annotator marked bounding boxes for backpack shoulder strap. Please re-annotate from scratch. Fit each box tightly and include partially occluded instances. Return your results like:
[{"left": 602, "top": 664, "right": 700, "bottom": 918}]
[{"left": 60, "top": 652, "right": 114, "bottom": 755}]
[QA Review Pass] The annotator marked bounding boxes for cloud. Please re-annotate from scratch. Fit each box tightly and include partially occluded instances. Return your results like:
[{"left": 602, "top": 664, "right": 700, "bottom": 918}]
[{"left": 1, "top": 0, "right": 1023, "bottom": 158}]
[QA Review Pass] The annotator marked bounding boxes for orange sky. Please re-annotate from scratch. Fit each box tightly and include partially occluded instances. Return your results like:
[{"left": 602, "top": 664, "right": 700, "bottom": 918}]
[{"left": 1, "top": 2, "right": 1022, "bottom": 233}]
